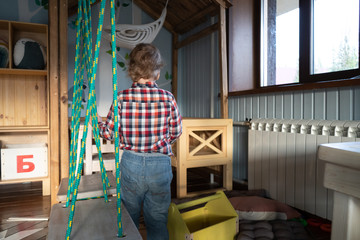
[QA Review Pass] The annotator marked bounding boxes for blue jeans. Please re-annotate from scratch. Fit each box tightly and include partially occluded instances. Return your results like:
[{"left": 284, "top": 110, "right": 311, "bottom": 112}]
[{"left": 120, "top": 150, "right": 173, "bottom": 240}]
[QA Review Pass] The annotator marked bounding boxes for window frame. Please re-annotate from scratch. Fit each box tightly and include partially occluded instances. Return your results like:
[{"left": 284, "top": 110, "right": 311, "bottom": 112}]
[
  {"left": 300, "top": 0, "right": 360, "bottom": 84},
  {"left": 228, "top": 0, "right": 360, "bottom": 96}
]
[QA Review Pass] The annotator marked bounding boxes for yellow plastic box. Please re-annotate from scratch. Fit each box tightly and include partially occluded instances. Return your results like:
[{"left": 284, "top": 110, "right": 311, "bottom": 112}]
[{"left": 168, "top": 191, "right": 239, "bottom": 240}]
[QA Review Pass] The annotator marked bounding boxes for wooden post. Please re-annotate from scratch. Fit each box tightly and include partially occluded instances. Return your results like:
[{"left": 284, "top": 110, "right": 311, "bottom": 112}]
[
  {"left": 59, "top": 0, "right": 69, "bottom": 180},
  {"left": 172, "top": 33, "right": 178, "bottom": 100},
  {"left": 219, "top": 6, "right": 228, "bottom": 119},
  {"left": 49, "top": 0, "right": 60, "bottom": 205}
]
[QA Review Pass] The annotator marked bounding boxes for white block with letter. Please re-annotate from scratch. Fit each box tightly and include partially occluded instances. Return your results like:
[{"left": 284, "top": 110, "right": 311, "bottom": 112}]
[{"left": 1, "top": 143, "right": 48, "bottom": 180}]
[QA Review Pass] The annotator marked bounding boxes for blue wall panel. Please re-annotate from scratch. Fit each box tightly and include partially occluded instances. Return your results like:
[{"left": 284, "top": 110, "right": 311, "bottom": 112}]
[{"left": 228, "top": 86, "right": 360, "bottom": 181}]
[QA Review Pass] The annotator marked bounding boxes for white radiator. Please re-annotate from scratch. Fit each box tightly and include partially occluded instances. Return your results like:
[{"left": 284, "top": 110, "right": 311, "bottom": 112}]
[{"left": 248, "top": 118, "right": 360, "bottom": 220}]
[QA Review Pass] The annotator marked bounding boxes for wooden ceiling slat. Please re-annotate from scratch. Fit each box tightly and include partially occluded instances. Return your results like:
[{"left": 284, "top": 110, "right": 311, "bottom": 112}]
[
  {"left": 211, "top": 0, "right": 232, "bottom": 8},
  {"left": 132, "top": 0, "right": 176, "bottom": 34},
  {"left": 166, "top": 2, "right": 191, "bottom": 23},
  {"left": 175, "top": 22, "right": 219, "bottom": 49},
  {"left": 67, "top": 0, "right": 232, "bottom": 35},
  {"left": 174, "top": 5, "right": 217, "bottom": 34}
]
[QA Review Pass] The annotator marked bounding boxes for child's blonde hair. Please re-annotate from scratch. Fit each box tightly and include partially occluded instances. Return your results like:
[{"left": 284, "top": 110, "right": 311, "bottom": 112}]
[{"left": 128, "top": 43, "right": 164, "bottom": 82}]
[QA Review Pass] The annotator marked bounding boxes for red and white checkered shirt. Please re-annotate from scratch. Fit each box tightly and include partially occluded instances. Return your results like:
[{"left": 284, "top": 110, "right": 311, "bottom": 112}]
[{"left": 98, "top": 81, "right": 182, "bottom": 156}]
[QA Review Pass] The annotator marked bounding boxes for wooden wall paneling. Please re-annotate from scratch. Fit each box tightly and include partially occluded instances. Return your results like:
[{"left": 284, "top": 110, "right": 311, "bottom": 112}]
[
  {"left": 285, "top": 132, "right": 296, "bottom": 207},
  {"left": 0, "top": 132, "right": 48, "bottom": 145},
  {"left": 277, "top": 132, "right": 286, "bottom": 203},
  {"left": 36, "top": 75, "right": 47, "bottom": 125},
  {"left": 59, "top": 0, "right": 69, "bottom": 180},
  {"left": 27, "top": 75, "right": 39, "bottom": 126},
  {"left": 294, "top": 133, "right": 306, "bottom": 210},
  {"left": 304, "top": 134, "right": 316, "bottom": 214},
  {"left": 219, "top": 6, "right": 228, "bottom": 119},
  {"left": 49, "top": 0, "right": 60, "bottom": 205},
  {"left": 4, "top": 76, "right": 15, "bottom": 126},
  {"left": 268, "top": 131, "right": 278, "bottom": 199},
  {"left": 261, "top": 130, "right": 270, "bottom": 193},
  {"left": 15, "top": 75, "right": 26, "bottom": 126},
  {"left": 38, "top": 76, "right": 48, "bottom": 125}
]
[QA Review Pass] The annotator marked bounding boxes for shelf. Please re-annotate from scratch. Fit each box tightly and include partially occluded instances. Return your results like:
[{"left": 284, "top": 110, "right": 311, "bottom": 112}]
[
  {"left": 0, "top": 20, "right": 50, "bottom": 196},
  {"left": 0, "top": 176, "right": 48, "bottom": 185},
  {"left": 0, "top": 74, "right": 48, "bottom": 127},
  {"left": 0, "top": 126, "right": 49, "bottom": 132},
  {"left": 0, "top": 68, "right": 47, "bottom": 76}
]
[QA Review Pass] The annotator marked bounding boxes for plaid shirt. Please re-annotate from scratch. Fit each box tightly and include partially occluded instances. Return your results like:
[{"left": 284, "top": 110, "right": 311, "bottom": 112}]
[{"left": 98, "top": 81, "right": 182, "bottom": 155}]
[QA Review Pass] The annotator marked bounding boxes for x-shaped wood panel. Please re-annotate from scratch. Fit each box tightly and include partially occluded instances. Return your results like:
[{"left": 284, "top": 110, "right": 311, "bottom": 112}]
[{"left": 188, "top": 130, "right": 223, "bottom": 157}]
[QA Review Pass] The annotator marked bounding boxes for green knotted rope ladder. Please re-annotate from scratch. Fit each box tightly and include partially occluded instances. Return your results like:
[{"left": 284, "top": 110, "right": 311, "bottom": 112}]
[{"left": 66, "top": 0, "right": 122, "bottom": 239}]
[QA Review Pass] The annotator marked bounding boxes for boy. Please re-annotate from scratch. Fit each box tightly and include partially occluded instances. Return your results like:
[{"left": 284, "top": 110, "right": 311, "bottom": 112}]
[{"left": 98, "top": 43, "right": 182, "bottom": 240}]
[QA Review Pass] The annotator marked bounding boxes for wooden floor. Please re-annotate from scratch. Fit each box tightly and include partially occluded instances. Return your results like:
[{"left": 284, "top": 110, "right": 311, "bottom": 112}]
[
  {"left": 0, "top": 167, "right": 233, "bottom": 239},
  {"left": 0, "top": 168, "right": 331, "bottom": 240},
  {"left": 0, "top": 182, "right": 50, "bottom": 240}
]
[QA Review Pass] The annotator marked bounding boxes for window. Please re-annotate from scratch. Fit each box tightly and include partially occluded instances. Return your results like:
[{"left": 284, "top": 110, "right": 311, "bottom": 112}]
[
  {"left": 313, "top": 0, "right": 359, "bottom": 74},
  {"left": 261, "top": 0, "right": 360, "bottom": 87}
]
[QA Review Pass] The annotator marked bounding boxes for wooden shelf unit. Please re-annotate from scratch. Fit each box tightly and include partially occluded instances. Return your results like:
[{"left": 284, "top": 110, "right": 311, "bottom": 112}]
[{"left": 0, "top": 20, "right": 50, "bottom": 195}]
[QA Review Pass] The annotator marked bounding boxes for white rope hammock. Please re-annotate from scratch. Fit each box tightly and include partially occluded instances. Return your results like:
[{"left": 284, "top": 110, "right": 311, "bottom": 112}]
[{"left": 104, "top": 1, "right": 168, "bottom": 50}]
